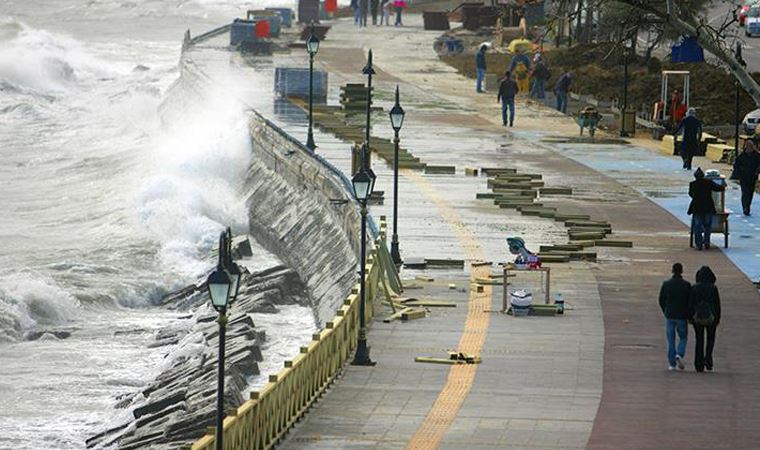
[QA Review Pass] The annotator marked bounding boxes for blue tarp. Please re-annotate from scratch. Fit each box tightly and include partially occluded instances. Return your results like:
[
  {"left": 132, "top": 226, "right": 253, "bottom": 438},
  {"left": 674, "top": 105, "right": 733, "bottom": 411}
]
[{"left": 671, "top": 36, "right": 705, "bottom": 63}]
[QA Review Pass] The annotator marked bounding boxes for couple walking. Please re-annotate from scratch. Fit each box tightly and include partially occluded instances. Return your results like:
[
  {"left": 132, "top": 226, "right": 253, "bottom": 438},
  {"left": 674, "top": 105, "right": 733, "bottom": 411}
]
[{"left": 659, "top": 263, "right": 721, "bottom": 372}]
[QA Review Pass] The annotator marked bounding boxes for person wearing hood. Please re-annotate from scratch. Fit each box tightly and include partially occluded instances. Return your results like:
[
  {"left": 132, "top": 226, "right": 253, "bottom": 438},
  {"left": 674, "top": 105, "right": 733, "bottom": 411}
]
[
  {"left": 674, "top": 107, "right": 702, "bottom": 170},
  {"left": 476, "top": 45, "right": 488, "bottom": 93},
  {"left": 688, "top": 167, "right": 724, "bottom": 250},
  {"left": 554, "top": 72, "right": 572, "bottom": 113},
  {"left": 688, "top": 266, "right": 721, "bottom": 372},
  {"left": 734, "top": 136, "right": 760, "bottom": 216},
  {"left": 530, "top": 53, "right": 549, "bottom": 100},
  {"left": 659, "top": 263, "right": 691, "bottom": 371}
]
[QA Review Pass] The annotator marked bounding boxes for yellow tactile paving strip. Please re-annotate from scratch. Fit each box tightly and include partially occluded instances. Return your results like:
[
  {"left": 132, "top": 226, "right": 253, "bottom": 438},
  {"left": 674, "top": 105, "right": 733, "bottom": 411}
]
[{"left": 403, "top": 171, "right": 493, "bottom": 450}]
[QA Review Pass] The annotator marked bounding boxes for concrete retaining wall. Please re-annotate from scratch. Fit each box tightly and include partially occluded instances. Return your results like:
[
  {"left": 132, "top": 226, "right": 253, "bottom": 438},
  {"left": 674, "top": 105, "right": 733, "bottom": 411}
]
[{"left": 162, "top": 35, "right": 360, "bottom": 325}]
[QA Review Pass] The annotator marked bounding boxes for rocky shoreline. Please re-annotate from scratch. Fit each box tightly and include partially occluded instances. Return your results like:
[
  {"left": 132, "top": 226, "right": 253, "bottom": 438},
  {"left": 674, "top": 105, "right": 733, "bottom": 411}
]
[{"left": 87, "top": 255, "right": 310, "bottom": 450}]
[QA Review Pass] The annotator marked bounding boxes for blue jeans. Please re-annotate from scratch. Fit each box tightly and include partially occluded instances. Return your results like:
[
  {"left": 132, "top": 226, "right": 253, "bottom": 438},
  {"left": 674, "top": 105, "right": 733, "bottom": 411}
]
[
  {"left": 501, "top": 97, "right": 515, "bottom": 125},
  {"left": 354, "top": 7, "right": 361, "bottom": 24},
  {"left": 666, "top": 319, "right": 688, "bottom": 367},
  {"left": 476, "top": 68, "right": 485, "bottom": 92},
  {"left": 530, "top": 79, "right": 545, "bottom": 99},
  {"left": 556, "top": 90, "right": 568, "bottom": 113},
  {"left": 692, "top": 213, "right": 713, "bottom": 248}
]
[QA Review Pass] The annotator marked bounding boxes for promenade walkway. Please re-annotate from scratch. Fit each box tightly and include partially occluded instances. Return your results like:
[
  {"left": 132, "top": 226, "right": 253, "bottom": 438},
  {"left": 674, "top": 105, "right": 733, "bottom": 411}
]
[{"left": 195, "top": 14, "right": 760, "bottom": 449}]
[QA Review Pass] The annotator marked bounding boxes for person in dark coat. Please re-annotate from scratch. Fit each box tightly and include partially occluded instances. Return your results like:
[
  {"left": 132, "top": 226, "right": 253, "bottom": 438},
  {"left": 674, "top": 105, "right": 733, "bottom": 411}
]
[
  {"left": 554, "top": 72, "right": 572, "bottom": 113},
  {"left": 659, "top": 263, "right": 691, "bottom": 370},
  {"left": 497, "top": 70, "right": 518, "bottom": 127},
  {"left": 370, "top": 0, "right": 378, "bottom": 25},
  {"left": 674, "top": 107, "right": 702, "bottom": 170},
  {"left": 688, "top": 266, "right": 721, "bottom": 372},
  {"left": 475, "top": 45, "right": 487, "bottom": 93},
  {"left": 734, "top": 137, "right": 760, "bottom": 216},
  {"left": 359, "top": 0, "right": 368, "bottom": 26},
  {"left": 688, "top": 167, "right": 724, "bottom": 250}
]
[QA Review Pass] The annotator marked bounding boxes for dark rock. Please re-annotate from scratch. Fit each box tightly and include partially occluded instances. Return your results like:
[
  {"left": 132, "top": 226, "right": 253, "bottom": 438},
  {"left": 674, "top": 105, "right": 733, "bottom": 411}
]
[{"left": 133, "top": 390, "right": 186, "bottom": 419}]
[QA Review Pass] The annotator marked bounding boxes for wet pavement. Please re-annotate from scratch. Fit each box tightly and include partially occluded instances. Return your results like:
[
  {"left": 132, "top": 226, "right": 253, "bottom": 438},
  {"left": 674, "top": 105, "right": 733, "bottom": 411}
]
[{"left": 185, "top": 12, "right": 760, "bottom": 450}]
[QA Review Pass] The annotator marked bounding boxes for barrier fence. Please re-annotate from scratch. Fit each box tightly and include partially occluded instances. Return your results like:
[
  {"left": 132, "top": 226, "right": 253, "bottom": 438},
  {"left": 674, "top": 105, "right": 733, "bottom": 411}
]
[{"left": 191, "top": 223, "right": 389, "bottom": 450}]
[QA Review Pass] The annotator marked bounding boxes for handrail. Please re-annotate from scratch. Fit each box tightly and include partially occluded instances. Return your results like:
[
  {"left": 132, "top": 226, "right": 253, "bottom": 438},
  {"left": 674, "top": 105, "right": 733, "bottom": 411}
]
[{"left": 191, "top": 222, "right": 389, "bottom": 450}]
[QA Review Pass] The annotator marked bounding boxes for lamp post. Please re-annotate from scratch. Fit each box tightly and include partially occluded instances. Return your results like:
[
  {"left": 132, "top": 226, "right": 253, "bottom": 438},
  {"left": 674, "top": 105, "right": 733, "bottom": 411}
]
[
  {"left": 363, "top": 50, "right": 376, "bottom": 149},
  {"left": 620, "top": 37, "right": 632, "bottom": 138},
  {"left": 306, "top": 24, "right": 320, "bottom": 151},
  {"left": 351, "top": 146, "right": 377, "bottom": 367},
  {"left": 735, "top": 42, "right": 746, "bottom": 160},
  {"left": 388, "top": 85, "right": 405, "bottom": 265},
  {"left": 207, "top": 230, "right": 241, "bottom": 450}
]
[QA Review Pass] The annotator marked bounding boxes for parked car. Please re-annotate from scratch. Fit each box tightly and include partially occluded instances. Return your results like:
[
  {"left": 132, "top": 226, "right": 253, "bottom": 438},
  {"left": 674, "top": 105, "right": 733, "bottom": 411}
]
[
  {"left": 742, "top": 108, "right": 760, "bottom": 134},
  {"left": 747, "top": 6, "right": 760, "bottom": 36}
]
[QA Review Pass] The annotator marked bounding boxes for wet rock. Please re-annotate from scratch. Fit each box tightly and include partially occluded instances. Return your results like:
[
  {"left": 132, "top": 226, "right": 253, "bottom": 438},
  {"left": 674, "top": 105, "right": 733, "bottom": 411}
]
[
  {"left": 24, "top": 330, "right": 72, "bottom": 341},
  {"left": 90, "top": 263, "right": 308, "bottom": 450}
]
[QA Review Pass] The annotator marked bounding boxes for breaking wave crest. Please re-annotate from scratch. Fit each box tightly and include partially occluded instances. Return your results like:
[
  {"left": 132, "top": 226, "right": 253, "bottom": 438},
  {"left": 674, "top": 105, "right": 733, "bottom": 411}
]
[
  {"left": 0, "top": 273, "right": 80, "bottom": 342},
  {"left": 0, "top": 18, "right": 122, "bottom": 94}
]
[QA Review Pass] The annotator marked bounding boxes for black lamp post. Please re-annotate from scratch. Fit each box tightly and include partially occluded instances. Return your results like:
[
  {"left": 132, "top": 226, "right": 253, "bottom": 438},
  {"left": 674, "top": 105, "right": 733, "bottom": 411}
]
[
  {"left": 620, "top": 37, "right": 632, "bottom": 138},
  {"left": 351, "top": 146, "right": 377, "bottom": 367},
  {"left": 207, "top": 230, "right": 241, "bottom": 450},
  {"left": 735, "top": 42, "right": 746, "bottom": 160},
  {"left": 306, "top": 24, "right": 320, "bottom": 151},
  {"left": 363, "top": 50, "right": 376, "bottom": 149},
  {"left": 388, "top": 85, "right": 405, "bottom": 265}
]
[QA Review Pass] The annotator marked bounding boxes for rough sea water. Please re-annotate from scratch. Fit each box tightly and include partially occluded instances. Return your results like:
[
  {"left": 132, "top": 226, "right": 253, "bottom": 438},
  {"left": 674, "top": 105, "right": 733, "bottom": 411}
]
[{"left": 0, "top": 1, "right": 313, "bottom": 448}]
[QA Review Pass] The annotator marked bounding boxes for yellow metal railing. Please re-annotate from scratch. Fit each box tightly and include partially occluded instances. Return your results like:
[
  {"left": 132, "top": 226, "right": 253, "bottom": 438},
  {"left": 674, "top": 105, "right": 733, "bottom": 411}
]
[{"left": 191, "top": 223, "right": 387, "bottom": 450}]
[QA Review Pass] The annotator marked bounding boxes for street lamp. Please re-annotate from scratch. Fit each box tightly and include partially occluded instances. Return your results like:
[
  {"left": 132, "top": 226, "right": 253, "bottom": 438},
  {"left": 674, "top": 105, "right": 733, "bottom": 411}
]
[
  {"left": 207, "top": 230, "right": 241, "bottom": 450},
  {"left": 363, "top": 50, "right": 376, "bottom": 149},
  {"left": 388, "top": 85, "right": 405, "bottom": 265},
  {"left": 351, "top": 151, "right": 377, "bottom": 367},
  {"left": 620, "top": 37, "right": 632, "bottom": 138},
  {"left": 735, "top": 42, "right": 747, "bottom": 160},
  {"left": 306, "top": 23, "right": 320, "bottom": 151}
]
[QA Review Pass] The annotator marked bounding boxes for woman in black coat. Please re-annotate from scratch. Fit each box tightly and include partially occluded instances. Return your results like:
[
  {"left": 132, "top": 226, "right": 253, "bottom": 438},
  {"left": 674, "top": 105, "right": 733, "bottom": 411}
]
[
  {"left": 689, "top": 266, "right": 721, "bottom": 372},
  {"left": 734, "top": 138, "right": 760, "bottom": 216}
]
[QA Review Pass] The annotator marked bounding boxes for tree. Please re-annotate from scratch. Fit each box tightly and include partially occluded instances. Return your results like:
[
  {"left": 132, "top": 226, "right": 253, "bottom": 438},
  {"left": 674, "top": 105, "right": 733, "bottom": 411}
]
[{"left": 602, "top": 0, "right": 760, "bottom": 106}]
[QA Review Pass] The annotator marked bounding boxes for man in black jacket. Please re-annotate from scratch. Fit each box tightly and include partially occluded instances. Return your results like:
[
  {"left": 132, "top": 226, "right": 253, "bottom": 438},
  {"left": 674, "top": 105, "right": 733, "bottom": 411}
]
[
  {"left": 688, "top": 167, "right": 724, "bottom": 250},
  {"left": 497, "top": 71, "right": 518, "bottom": 127},
  {"left": 735, "top": 138, "right": 760, "bottom": 216},
  {"left": 674, "top": 108, "right": 702, "bottom": 170},
  {"left": 689, "top": 266, "right": 721, "bottom": 372},
  {"left": 659, "top": 263, "right": 691, "bottom": 370}
]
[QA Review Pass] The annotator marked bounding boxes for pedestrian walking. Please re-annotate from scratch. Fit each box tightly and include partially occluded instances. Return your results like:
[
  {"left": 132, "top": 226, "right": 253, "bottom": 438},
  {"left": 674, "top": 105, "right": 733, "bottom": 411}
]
[
  {"left": 393, "top": 0, "right": 405, "bottom": 26},
  {"left": 688, "top": 265, "right": 721, "bottom": 372},
  {"left": 381, "top": 0, "right": 391, "bottom": 25},
  {"left": 360, "top": 0, "right": 368, "bottom": 26},
  {"left": 659, "top": 263, "right": 691, "bottom": 371},
  {"left": 734, "top": 136, "right": 760, "bottom": 216},
  {"left": 509, "top": 49, "right": 532, "bottom": 94},
  {"left": 497, "top": 70, "right": 517, "bottom": 127},
  {"left": 688, "top": 167, "right": 724, "bottom": 250},
  {"left": 674, "top": 107, "right": 702, "bottom": 170},
  {"left": 351, "top": 0, "right": 361, "bottom": 25},
  {"left": 475, "top": 45, "right": 487, "bottom": 93},
  {"left": 370, "top": 0, "right": 379, "bottom": 25},
  {"left": 529, "top": 53, "right": 549, "bottom": 99},
  {"left": 554, "top": 71, "right": 572, "bottom": 114}
]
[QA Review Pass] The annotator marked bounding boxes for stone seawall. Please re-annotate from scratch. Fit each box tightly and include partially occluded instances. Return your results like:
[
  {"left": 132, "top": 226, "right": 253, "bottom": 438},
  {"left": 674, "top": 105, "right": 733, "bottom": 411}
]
[{"left": 162, "top": 45, "right": 361, "bottom": 325}]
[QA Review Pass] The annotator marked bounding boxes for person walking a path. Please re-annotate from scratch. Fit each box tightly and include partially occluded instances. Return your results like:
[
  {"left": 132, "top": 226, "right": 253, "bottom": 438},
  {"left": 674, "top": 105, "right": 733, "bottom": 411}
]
[
  {"left": 380, "top": 0, "right": 390, "bottom": 25},
  {"left": 475, "top": 45, "right": 487, "bottom": 93},
  {"left": 674, "top": 107, "right": 702, "bottom": 171},
  {"left": 658, "top": 263, "right": 691, "bottom": 371},
  {"left": 351, "top": 0, "right": 361, "bottom": 25},
  {"left": 554, "top": 72, "right": 572, "bottom": 114},
  {"left": 530, "top": 53, "right": 549, "bottom": 99},
  {"left": 359, "top": 0, "right": 368, "bottom": 26},
  {"left": 497, "top": 70, "right": 518, "bottom": 127},
  {"left": 689, "top": 266, "right": 721, "bottom": 372},
  {"left": 687, "top": 168, "right": 724, "bottom": 250},
  {"left": 370, "top": 0, "right": 378, "bottom": 25},
  {"left": 734, "top": 137, "right": 760, "bottom": 216},
  {"left": 393, "top": 0, "right": 405, "bottom": 26}
]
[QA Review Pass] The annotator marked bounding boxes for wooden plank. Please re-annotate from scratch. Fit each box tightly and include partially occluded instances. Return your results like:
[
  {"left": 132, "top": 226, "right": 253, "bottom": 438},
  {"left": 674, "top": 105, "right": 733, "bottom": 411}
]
[
  {"left": 594, "top": 240, "right": 633, "bottom": 247},
  {"left": 401, "top": 309, "right": 426, "bottom": 321}
]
